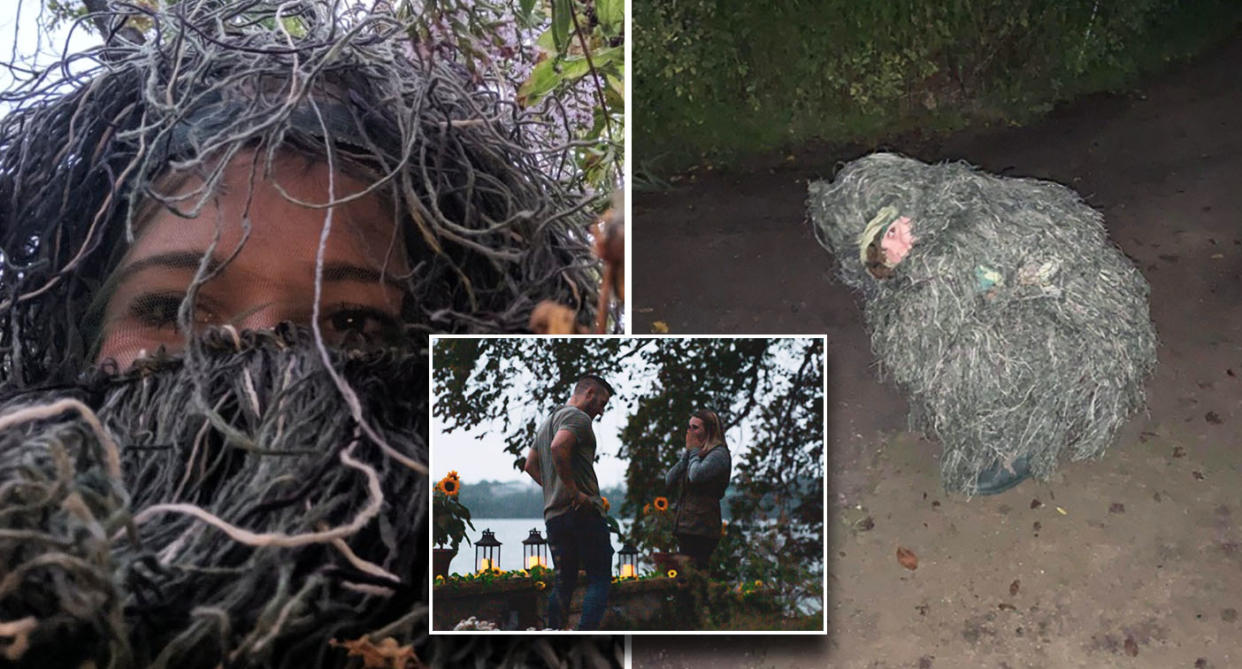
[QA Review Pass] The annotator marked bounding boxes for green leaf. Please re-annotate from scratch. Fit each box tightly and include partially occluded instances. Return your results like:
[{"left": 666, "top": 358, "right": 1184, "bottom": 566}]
[
  {"left": 517, "top": 58, "right": 562, "bottom": 107},
  {"left": 560, "top": 56, "right": 592, "bottom": 82},
  {"left": 519, "top": 0, "right": 538, "bottom": 26},
  {"left": 597, "top": 0, "right": 623, "bottom": 36},
  {"left": 536, "top": 26, "right": 557, "bottom": 53},
  {"left": 551, "top": 0, "right": 572, "bottom": 54}
]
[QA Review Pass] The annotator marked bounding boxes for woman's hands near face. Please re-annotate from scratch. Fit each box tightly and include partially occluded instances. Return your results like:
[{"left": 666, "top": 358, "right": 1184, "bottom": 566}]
[{"left": 685, "top": 417, "right": 706, "bottom": 449}]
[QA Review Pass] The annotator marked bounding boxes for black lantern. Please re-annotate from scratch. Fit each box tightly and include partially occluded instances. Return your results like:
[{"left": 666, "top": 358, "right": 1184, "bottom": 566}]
[
  {"left": 521, "top": 528, "right": 549, "bottom": 570},
  {"left": 475, "top": 528, "right": 501, "bottom": 572},
  {"left": 617, "top": 541, "right": 639, "bottom": 579}
]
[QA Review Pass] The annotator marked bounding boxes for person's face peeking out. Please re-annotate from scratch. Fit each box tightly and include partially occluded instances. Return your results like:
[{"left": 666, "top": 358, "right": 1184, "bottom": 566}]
[{"left": 96, "top": 149, "right": 411, "bottom": 368}]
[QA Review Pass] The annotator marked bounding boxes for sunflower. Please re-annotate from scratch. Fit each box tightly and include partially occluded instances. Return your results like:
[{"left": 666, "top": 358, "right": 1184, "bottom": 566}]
[
  {"left": 653, "top": 496, "right": 669, "bottom": 512},
  {"left": 601, "top": 496, "right": 610, "bottom": 512},
  {"left": 434, "top": 575, "right": 444, "bottom": 583},
  {"left": 440, "top": 476, "right": 460, "bottom": 497},
  {"left": 667, "top": 569, "right": 678, "bottom": 578},
  {"left": 434, "top": 479, "right": 448, "bottom": 495},
  {"left": 535, "top": 581, "right": 547, "bottom": 590},
  {"left": 754, "top": 580, "right": 763, "bottom": 587},
  {"left": 447, "top": 470, "right": 460, "bottom": 481},
  {"left": 642, "top": 503, "right": 651, "bottom": 515}
]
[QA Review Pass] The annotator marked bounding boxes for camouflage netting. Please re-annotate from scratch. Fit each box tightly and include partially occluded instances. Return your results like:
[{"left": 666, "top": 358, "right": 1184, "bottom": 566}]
[
  {"left": 0, "top": 1, "right": 617, "bottom": 666},
  {"left": 808, "top": 152, "right": 1157, "bottom": 495}
]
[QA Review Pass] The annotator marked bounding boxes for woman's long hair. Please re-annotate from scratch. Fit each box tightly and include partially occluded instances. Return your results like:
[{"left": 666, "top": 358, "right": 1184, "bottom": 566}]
[{"left": 694, "top": 408, "right": 726, "bottom": 457}]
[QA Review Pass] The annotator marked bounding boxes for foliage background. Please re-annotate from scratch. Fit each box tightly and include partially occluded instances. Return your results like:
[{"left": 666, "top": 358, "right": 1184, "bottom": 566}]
[
  {"left": 33, "top": 0, "right": 623, "bottom": 195},
  {"left": 432, "top": 337, "right": 825, "bottom": 621},
  {"left": 634, "top": 0, "right": 1242, "bottom": 175}
]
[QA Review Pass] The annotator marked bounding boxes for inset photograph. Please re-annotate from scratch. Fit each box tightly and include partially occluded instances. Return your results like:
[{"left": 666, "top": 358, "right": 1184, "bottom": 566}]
[{"left": 429, "top": 336, "right": 826, "bottom": 633}]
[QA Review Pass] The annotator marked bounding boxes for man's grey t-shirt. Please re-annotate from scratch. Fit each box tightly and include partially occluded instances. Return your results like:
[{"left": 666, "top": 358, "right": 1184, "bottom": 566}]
[{"left": 534, "top": 405, "right": 602, "bottom": 521}]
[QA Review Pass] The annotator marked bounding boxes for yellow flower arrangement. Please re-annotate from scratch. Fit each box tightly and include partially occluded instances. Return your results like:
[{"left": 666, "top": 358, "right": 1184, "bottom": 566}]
[
  {"left": 653, "top": 496, "right": 669, "bottom": 512},
  {"left": 667, "top": 569, "right": 678, "bottom": 578},
  {"left": 433, "top": 472, "right": 474, "bottom": 550},
  {"left": 435, "top": 575, "right": 444, "bottom": 583},
  {"left": 754, "top": 580, "right": 763, "bottom": 587},
  {"left": 535, "top": 581, "right": 547, "bottom": 590}
]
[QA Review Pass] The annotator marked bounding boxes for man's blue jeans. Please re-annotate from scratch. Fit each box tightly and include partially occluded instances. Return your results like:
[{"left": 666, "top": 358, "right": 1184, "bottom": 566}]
[{"left": 545, "top": 507, "right": 613, "bottom": 630}]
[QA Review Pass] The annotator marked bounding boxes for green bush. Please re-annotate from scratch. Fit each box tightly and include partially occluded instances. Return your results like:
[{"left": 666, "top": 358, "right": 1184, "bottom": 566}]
[{"left": 634, "top": 0, "right": 1242, "bottom": 174}]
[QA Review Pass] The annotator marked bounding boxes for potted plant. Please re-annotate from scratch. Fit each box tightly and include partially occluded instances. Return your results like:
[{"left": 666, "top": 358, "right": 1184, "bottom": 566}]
[{"left": 433, "top": 471, "right": 474, "bottom": 578}]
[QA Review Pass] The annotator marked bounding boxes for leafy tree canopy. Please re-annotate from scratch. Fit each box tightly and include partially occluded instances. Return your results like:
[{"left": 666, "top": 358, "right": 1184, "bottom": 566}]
[{"left": 433, "top": 337, "right": 825, "bottom": 617}]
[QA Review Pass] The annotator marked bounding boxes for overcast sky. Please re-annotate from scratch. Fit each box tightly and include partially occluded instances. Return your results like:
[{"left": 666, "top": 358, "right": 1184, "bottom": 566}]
[{"left": 0, "top": 2, "right": 99, "bottom": 104}]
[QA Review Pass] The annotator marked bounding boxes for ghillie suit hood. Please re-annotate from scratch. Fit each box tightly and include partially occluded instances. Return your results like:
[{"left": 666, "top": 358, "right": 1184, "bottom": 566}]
[
  {"left": 808, "top": 152, "right": 1157, "bottom": 495},
  {"left": 0, "top": 1, "right": 617, "bottom": 666}
]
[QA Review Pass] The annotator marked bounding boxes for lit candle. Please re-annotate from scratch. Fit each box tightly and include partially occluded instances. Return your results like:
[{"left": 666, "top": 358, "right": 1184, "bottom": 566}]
[
  {"left": 479, "top": 558, "right": 492, "bottom": 572},
  {"left": 620, "top": 564, "right": 636, "bottom": 578},
  {"left": 527, "top": 555, "right": 545, "bottom": 569}
]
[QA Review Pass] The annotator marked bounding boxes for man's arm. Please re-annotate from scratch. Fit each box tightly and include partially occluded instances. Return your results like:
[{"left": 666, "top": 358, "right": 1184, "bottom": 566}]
[
  {"left": 524, "top": 446, "right": 543, "bottom": 486},
  {"left": 549, "top": 429, "right": 590, "bottom": 508}
]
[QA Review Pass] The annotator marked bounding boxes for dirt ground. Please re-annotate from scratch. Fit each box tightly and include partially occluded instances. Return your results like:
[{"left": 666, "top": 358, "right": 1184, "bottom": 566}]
[{"left": 630, "top": 30, "right": 1242, "bottom": 669}]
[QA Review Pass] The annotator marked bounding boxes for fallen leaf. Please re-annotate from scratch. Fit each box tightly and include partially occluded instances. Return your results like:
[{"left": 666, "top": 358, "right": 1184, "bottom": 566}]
[
  {"left": 1055, "top": 506, "right": 1068, "bottom": 515},
  {"left": 330, "top": 636, "right": 424, "bottom": 669},
  {"left": 1173, "top": 446, "right": 1186, "bottom": 458},
  {"left": 1109, "top": 503, "right": 1125, "bottom": 514},
  {"left": 1206, "top": 411, "right": 1223, "bottom": 424},
  {"left": 651, "top": 320, "right": 669, "bottom": 334},
  {"left": 998, "top": 603, "right": 1017, "bottom": 611},
  {"left": 1193, "top": 470, "right": 1205, "bottom": 480},
  {"left": 1124, "top": 636, "right": 1138, "bottom": 657},
  {"left": 855, "top": 515, "right": 875, "bottom": 532},
  {"left": 1009, "top": 579, "right": 1020, "bottom": 596},
  {"left": 897, "top": 546, "right": 918, "bottom": 570},
  {"left": 1033, "top": 521, "right": 1042, "bottom": 532},
  {"left": 1228, "top": 368, "right": 1236, "bottom": 377},
  {"left": 1030, "top": 498, "right": 1042, "bottom": 509}
]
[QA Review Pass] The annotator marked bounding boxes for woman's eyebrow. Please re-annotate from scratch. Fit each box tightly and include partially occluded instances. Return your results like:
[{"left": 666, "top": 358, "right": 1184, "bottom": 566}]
[
  {"left": 320, "top": 262, "right": 400, "bottom": 286},
  {"left": 115, "top": 251, "right": 221, "bottom": 284}
]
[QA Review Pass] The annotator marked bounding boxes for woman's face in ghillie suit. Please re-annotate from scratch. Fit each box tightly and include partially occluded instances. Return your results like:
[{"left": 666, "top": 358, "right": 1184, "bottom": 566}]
[
  {"left": 807, "top": 152, "right": 939, "bottom": 293},
  {"left": 0, "top": 5, "right": 601, "bottom": 662},
  {"left": 96, "top": 149, "right": 410, "bottom": 369}
]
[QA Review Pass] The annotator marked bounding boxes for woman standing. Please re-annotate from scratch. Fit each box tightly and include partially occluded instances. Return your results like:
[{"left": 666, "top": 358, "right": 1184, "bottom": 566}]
[{"left": 664, "top": 409, "right": 733, "bottom": 569}]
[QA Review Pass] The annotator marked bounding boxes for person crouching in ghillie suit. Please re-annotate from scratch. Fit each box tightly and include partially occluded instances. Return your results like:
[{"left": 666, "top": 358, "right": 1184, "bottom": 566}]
[
  {"left": 807, "top": 153, "right": 1157, "bottom": 496},
  {"left": 0, "top": 3, "right": 602, "bottom": 667},
  {"left": 664, "top": 410, "right": 732, "bottom": 568}
]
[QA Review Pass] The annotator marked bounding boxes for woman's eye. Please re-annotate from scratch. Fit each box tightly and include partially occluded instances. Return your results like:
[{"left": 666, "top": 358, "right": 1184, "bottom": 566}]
[
  {"left": 132, "top": 294, "right": 213, "bottom": 330},
  {"left": 124, "top": 293, "right": 219, "bottom": 345}
]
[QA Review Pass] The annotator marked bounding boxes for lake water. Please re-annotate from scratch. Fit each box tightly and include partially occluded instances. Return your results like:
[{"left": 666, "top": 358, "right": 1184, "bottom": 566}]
[{"left": 446, "top": 517, "right": 632, "bottom": 576}]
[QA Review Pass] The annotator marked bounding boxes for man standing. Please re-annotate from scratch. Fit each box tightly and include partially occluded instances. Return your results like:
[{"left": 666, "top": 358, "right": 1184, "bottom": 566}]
[{"left": 524, "top": 373, "right": 615, "bottom": 630}]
